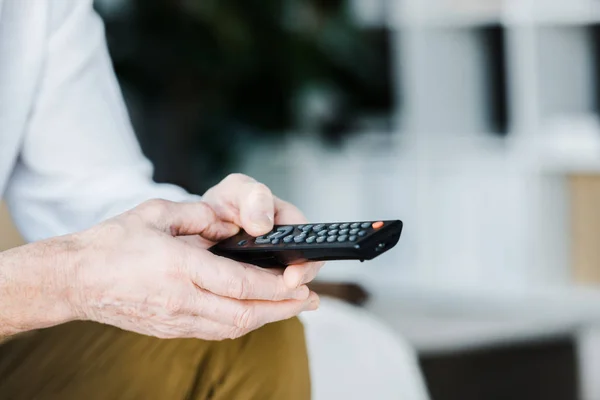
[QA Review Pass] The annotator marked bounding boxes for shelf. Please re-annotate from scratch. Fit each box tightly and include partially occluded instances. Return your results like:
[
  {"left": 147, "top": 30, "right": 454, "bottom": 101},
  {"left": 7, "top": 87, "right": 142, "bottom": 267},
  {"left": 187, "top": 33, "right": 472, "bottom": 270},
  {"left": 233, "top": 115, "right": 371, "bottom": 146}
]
[
  {"left": 388, "top": 0, "right": 503, "bottom": 29},
  {"left": 534, "top": 116, "right": 600, "bottom": 174},
  {"left": 385, "top": 1, "right": 600, "bottom": 29},
  {"left": 505, "top": 1, "right": 600, "bottom": 27}
]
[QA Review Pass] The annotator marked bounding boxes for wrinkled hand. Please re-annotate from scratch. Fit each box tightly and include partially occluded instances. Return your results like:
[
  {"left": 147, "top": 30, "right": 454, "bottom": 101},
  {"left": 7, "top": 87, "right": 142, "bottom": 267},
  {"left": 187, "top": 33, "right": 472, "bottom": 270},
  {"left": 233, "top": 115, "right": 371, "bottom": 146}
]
[
  {"left": 70, "top": 196, "right": 319, "bottom": 341},
  {"left": 200, "top": 173, "right": 326, "bottom": 288}
]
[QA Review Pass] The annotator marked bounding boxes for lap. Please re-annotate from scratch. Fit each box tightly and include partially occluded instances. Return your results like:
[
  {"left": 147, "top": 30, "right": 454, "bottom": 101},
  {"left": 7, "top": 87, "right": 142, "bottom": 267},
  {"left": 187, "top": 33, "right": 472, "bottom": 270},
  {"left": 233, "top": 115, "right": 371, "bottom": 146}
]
[{"left": 0, "top": 317, "right": 309, "bottom": 400}]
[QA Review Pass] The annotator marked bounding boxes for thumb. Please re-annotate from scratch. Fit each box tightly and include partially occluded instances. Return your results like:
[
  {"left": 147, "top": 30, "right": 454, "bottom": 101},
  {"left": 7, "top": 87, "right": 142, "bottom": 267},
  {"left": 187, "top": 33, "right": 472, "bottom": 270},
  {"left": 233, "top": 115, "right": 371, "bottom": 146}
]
[{"left": 139, "top": 199, "right": 240, "bottom": 241}]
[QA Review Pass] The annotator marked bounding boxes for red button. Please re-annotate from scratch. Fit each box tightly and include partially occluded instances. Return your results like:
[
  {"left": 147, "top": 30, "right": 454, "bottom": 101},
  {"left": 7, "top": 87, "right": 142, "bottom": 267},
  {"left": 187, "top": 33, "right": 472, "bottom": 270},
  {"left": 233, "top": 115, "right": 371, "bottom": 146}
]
[{"left": 372, "top": 221, "right": 384, "bottom": 229}]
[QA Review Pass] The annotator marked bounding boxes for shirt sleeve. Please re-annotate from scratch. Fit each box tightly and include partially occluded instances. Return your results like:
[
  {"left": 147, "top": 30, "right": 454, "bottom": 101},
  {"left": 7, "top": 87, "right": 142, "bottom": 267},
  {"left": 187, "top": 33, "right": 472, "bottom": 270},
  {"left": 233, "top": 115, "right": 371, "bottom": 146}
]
[{"left": 4, "top": 0, "right": 199, "bottom": 242}]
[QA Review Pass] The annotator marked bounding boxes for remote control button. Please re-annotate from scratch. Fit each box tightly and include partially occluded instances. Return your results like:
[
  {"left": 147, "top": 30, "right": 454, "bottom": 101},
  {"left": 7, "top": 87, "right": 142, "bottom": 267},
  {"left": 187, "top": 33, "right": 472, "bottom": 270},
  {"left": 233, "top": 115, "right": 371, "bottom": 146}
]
[
  {"left": 328, "top": 230, "right": 339, "bottom": 236},
  {"left": 329, "top": 224, "right": 339, "bottom": 229},
  {"left": 349, "top": 235, "right": 358, "bottom": 242},
  {"left": 306, "top": 236, "right": 317, "bottom": 244},
  {"left": 372, "top": 221, "right": 384, "bottom": 229},
  {"left": 298, "top": 225, "right": 305, "bottom": 230},
  {"left": 271, "top": 238, "right": 280, "bottom": 245},
  {"left": 350, "top": 229, "right": 359, "bottom": 235},
  {"left": 350, "top": 223, "right": 360, "bottom": 229},
  {"left": 338, "top": 235, "right": 348, "bottom": 242},
  {"left": 327, "top": 235, "right": 337, "bottom": 243},
  {"left": 316, "top": 236, "right": 326, "bottom": 243},
  {"left": 255, "top": 237, "right": 271, "bottom": 244},
  {"left": 268, "top": 226, "right": 294, "bottom": 240},
  {"left": 358, "top": 230, "right": 367, "bottom": 237},
  {"left": 313, "top": 224, "right": 326, "bottom": 232},
  {"left": 317, "top": 230, "right": 328, "bottom": 237},
  {"left": 361, "top": 222, "right": 371, "bottom": 229},
  {"left": 340, "top": 223, "right": 350, "bottom": 229},
  {"left": 339, "top": 229, "right": 349, "bottom": 235},
  {"left": 238, "top": 240, "right": 248, "bottom": 246},
  {"left": 283, "top": 235, "right": 294, "bottom": 243},
  {"left": 301, "top": 225, "right": 313, "bottom": 232},
  {"left": 294, "top": 235, "right": 306, "bottom": 243}
]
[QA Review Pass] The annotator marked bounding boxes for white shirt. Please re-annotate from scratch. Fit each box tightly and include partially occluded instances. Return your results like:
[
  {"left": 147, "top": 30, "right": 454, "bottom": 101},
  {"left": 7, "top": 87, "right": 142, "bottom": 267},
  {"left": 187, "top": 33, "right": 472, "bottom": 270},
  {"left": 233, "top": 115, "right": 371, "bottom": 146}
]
[{"left": 0, "top": 0, "right": 194, "bottom": 242}]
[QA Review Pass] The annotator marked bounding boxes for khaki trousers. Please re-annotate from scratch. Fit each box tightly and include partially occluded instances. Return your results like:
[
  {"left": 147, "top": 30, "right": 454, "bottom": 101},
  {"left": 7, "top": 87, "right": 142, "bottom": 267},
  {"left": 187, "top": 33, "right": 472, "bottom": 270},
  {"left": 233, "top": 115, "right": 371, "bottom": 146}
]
[{"left": 0, "top": 317, "right": 310, "bottom": 400}]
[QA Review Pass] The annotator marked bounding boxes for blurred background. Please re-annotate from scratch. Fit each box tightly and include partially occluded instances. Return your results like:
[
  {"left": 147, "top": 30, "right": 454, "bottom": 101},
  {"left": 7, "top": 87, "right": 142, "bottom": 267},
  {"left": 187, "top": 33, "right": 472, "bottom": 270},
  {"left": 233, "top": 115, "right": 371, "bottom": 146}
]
[{"left": 8, "top": 0, "right": 600, "bottom": 398}]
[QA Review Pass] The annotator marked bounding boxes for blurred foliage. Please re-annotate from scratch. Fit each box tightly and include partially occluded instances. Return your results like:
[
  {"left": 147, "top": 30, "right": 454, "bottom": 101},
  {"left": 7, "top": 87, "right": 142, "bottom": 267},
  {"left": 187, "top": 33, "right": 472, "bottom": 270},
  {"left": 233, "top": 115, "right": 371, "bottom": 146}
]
[{"left": 96, "top": 0, "right": 393, "bottom": 192}]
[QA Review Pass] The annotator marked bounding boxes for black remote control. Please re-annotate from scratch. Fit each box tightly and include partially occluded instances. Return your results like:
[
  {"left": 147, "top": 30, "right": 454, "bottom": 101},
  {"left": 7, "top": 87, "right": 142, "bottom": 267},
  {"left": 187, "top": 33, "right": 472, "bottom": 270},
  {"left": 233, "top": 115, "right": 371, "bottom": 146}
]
[{"left": 209, "top": 220, "right": 403, "bottom": 268}]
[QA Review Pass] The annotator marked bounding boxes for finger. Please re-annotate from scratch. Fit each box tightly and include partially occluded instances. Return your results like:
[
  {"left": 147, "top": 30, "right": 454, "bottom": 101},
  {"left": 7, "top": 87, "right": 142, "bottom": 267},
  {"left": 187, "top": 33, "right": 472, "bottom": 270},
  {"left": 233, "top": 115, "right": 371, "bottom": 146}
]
[
  {"left": 283, "top": 262, "right": 326, "bottom": 288},
  {"left": 273, "top": 197, "right": 309, "bottom": 225},
  {"left": 189, "top": 251, "right": 311, "bottom": 301},
  {"left": 236, "top": 181, "right": 276, "bottom": 236},
  {"left": 203, "top": 174, "right": 277, "bottom": 237},
  {"left": 193, "top": 286, "right": 320, "bottom": 332},
  {"left": 247, "top": 265, "right": 285, "bottom": 277},
  {"left": 138, "top": 199, "right": 239, "bottom": 240}
]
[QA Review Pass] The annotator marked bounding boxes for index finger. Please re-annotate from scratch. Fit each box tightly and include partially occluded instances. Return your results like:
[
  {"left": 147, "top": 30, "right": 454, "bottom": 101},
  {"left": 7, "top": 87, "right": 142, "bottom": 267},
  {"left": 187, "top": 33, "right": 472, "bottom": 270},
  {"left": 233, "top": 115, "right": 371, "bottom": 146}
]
[
  {"left": 273, "top": 197, "right": 308, "bottom": 225},
  {"left": 188, "top": 249, "right": 311, "bottom": 302}
]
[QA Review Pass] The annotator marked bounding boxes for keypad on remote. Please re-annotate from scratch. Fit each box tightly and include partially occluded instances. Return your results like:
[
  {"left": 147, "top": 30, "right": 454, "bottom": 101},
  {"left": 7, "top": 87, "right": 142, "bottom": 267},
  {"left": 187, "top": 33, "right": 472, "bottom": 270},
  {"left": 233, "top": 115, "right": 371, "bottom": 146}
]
[
  {"left": 250, "top": 221, "right": 386, "bottom": 247},
  {"left": 313, "top": 224, "right": 326, "bottom": 232}
]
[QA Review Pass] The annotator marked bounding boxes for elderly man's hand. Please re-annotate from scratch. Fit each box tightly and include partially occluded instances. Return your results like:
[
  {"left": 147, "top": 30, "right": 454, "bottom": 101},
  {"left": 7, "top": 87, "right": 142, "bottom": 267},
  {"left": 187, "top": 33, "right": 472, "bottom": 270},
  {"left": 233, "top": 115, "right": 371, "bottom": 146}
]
[{"left": 63, "top": 174, "right": 322, "bottom": 341}]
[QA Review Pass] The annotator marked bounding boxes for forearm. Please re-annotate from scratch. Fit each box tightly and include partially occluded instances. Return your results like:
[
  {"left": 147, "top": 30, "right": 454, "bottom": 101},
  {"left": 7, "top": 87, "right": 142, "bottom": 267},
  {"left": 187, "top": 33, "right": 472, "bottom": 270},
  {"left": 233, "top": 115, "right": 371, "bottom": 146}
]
[{"left": 0, "top": 236, "right": 78, "bottom": 338}]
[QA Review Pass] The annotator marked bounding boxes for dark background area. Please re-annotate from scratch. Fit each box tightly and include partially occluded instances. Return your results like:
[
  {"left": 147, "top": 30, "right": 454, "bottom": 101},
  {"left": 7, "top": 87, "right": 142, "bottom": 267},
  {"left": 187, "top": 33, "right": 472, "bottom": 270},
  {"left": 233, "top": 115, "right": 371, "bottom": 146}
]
[{"left": 94, "top": 0, "right": 395, "bottom": 194}]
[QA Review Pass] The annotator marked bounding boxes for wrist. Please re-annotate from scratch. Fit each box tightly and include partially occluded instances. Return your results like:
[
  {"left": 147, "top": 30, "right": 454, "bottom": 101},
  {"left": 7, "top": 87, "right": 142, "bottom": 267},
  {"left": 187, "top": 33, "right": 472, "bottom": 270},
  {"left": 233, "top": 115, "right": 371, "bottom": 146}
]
[{"left": 0, "top": 235, "right": 83, "bottom": 336}]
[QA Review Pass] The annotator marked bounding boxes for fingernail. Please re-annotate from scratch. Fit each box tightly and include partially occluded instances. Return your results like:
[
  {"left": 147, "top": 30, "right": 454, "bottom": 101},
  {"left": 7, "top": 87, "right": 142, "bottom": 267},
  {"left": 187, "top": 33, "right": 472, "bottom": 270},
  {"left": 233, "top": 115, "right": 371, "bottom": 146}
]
[
  {"left": 252, "top": 212, "right": 273, "bottom": 229},
  {"left": 305, "top": 297, "right": 320, "bottom": 311},
  {"left": 294, "top": 286, "right": 310, "bottom": 300}
]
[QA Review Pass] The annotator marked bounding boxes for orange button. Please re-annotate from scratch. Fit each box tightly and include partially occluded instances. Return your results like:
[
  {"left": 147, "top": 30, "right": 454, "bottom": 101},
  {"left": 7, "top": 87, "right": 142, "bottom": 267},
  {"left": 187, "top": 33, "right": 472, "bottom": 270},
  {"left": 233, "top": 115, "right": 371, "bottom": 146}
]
[{"left": 372, "top": 221, "right": 384, "bottom": 229}]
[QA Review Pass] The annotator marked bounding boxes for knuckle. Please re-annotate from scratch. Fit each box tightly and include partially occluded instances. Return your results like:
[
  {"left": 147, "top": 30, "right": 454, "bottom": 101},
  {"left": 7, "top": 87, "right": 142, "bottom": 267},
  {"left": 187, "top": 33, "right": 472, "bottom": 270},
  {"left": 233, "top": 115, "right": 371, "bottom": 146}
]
[
  {"left": 137, "top": 198, "right": 171, "bottom": 220},
  {"left": 225, "top": 173, "right": 251, "bottom": 185},
  {"left": 196, "top": 201, "right": 216, "bottom": 220},
  {"left": 164, "top": 297, "right": 184, "bottom": 315},
  {"left": 234, "top": 307, "right": 257, "bottom": 331},
  {"left": 227, "top": 274, "right": 252, "bottom": 300},
  {"left": 227, "top": 327, "right": 247, "bottom": 340},
  {"left": 252, "top": 182, "right": 272, "bottom": 198},
  {"left": 268, "top": 277, "right": 286, "bottom": 301}
]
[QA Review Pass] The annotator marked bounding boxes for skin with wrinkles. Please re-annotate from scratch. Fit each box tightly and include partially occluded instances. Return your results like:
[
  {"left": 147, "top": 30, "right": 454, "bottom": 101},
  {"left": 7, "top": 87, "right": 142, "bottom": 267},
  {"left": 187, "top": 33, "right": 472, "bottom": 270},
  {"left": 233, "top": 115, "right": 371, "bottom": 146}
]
[{"left": 0, "top": 173, "right": 324, "bottom": 341}]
